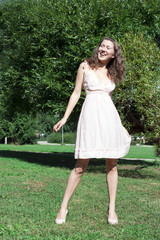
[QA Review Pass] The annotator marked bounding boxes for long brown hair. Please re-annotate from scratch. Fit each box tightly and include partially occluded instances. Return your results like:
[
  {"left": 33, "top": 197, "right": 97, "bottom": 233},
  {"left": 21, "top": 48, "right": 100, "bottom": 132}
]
[{"left": 86, "top": 37, "right": 124, "bottom": 84}]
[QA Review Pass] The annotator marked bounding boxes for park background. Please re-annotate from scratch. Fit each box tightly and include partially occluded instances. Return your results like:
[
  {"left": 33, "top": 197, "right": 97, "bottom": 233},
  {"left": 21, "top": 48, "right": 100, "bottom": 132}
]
[
  {"left": 0, "top": 0, "right": 160, "bottom": 239},
  {"left": 0, "top": 0, "right": 159, "bottom": 152}
]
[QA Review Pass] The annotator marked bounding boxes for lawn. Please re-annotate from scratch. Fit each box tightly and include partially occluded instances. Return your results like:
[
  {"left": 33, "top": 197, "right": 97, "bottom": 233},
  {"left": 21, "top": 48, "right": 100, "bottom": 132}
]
[
  {"left": 0, "top": 145, "right": 160, "bottom": 239},
  {"left": 0, "top": 143, "right": 158, "bottom": 159}
]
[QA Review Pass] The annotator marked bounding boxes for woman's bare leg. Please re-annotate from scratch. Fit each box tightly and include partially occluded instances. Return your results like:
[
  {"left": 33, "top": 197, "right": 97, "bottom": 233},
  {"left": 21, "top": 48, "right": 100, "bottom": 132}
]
[
  {"left": 56, "top": 158, "right": 90, "bottom": 220},
  {"left": 106, "top": 158, "right": 118, "bottom": 221}
]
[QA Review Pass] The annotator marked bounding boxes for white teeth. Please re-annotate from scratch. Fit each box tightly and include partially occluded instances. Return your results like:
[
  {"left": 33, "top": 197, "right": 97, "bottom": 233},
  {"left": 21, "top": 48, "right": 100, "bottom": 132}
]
[{"left": 100, "top": 52, "right": 106, "bottom": 56}]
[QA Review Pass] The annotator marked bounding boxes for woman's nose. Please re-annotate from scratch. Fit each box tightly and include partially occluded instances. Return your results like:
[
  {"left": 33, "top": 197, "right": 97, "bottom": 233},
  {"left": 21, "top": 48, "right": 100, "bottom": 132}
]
[{"left": 100, "top": 46, "right": 105, "bottom": 51}]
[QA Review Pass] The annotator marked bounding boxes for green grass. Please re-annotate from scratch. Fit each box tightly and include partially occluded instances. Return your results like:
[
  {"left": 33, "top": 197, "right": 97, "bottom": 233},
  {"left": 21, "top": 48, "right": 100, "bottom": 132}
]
[
  {"left": 0, "top": 143, "right": 75, "bottom": 153},
  {"left": 125, "top": 145, "right": 157, "bottom": 159},
  {"left": 0, "top": 144, "right": 158, "bottom": 159},
  {"left": 0, "top": 154, "right": 159, "bottom": 239}
]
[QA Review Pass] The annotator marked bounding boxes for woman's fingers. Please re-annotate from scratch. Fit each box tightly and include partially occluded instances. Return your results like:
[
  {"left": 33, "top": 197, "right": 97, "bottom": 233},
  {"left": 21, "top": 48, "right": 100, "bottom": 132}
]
[
  {"left": 53, "top": 122, "right": 60, "bottom": 132},
  {"left": 53, "top": 119, "right": 66, "bottom": 132},
  {"left": 57, "top": 122, "right": 62, "bottom": 131},
  {"left": 53, "top": 123, "right": 61, "bottom": 132}
]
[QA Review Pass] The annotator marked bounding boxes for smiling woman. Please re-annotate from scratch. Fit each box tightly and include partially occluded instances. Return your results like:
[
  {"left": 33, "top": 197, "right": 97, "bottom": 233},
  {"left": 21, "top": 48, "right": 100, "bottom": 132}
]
[
  {"left": 53, "top": 37, "right": 131, "bottom": 225},
  {"left": 98, "top": 40, "right": 115, "bottom": 63},
  {"left": 87, "top": 37, "right": 125, "bottom": 84}
]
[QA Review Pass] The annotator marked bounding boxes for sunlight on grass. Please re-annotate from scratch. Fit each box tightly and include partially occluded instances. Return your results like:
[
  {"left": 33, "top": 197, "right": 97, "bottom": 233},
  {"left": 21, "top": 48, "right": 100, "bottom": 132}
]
[
  {"left": 0, "top": 144, "right": 158, "bottom": 159},
  {"left": 0, "top": 156, "right": 159, "bottom": 239},
  {"left": 124, "top": 145, "right": 157, "bottom": 159}
]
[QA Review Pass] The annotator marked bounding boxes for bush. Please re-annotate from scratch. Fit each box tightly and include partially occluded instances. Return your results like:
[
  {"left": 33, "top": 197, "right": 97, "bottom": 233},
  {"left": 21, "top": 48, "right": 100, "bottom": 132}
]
[
  {"left": 47, "top": 132, "right": 76, "bottom": 144},
  {"left": 63, "top": 132, "right": 76, "bottom": 144},
  {"left": 47, "top": 132, "right": 62, "bottom": 144},
  {"left": 8, "top": 113, "right": 36, "bottom": 144}
]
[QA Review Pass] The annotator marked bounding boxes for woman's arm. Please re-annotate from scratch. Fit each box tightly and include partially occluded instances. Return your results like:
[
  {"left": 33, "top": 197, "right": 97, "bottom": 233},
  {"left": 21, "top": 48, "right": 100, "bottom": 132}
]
[{"left": 53, "top": 62, "right": 85, "bottom": 132}]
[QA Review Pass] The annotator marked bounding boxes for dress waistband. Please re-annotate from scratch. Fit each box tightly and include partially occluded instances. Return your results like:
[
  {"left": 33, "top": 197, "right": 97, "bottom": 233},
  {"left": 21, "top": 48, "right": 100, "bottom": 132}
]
[{"left": 86, "top": 90, "right": 110, "bottom": 95}]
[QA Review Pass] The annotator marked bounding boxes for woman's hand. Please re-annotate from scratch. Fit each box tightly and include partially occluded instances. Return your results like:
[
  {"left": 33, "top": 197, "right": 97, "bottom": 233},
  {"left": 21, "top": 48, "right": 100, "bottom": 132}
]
[{"left": 53, "top": 118, "right": 66, "bottom": 132}]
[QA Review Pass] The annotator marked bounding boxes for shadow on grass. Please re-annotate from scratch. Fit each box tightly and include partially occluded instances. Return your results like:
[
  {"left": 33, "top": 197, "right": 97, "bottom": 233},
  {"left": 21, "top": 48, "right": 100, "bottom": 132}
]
[
  {"left": 0, "top": 150, "right": 159, "bottom": 179},
  {"left": 0, "top": 150, "right": 75, "bottom": 169}
]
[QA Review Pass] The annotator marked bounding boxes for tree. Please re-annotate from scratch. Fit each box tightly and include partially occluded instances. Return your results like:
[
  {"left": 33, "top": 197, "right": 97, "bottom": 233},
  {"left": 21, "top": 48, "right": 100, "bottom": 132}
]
[
  {"left": 0, "top": 0, "right": 159, "bottom": 145},
  {"left": 118, "top": 33, "right": 160, "bottom": 145}
]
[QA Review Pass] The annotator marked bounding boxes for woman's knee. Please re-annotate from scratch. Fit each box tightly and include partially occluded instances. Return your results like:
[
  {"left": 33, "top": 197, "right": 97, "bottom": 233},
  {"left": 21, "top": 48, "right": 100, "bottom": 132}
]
[
  {"left": 74, "top": 166, "right": 85, "bottom": 175},
  {"left": 106, "top": 159, "right": 117, "bottom": 170},
  {"left": 74, "top": 159, "right": 90, "bottom": 175}
]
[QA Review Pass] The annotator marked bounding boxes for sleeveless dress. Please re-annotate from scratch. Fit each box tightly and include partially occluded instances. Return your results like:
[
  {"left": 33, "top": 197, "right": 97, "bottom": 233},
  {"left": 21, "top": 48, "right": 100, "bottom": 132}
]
[{"left": 74, "top": 67, "right": 131, "bottom": 159}]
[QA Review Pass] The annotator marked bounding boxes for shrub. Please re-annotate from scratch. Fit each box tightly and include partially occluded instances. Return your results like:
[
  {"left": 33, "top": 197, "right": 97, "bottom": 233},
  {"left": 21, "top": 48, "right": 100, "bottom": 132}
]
[
  {"left": 8, "top": 113, "right": 36, "bottom": 144},
  {"left": 47, "top": 132, "right": 62, "bottom": 144},
  {"left": 63, "top": 132, "right": 76, "bottom": 144},
  {"left": 47, "top": 132, "right": 76, "bottom": 144}
]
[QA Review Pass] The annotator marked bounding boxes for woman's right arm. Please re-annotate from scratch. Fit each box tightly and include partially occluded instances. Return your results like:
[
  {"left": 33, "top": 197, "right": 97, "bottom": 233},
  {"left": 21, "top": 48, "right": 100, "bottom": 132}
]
[{"left": 53, "top": 62, "right": 85, "bottom": 132}]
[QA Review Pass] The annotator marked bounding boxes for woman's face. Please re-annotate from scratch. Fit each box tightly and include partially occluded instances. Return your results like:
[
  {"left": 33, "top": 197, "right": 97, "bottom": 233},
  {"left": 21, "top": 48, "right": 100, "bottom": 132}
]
[{"left": 98, "top": 40, "right": 115, "bottom": 64}]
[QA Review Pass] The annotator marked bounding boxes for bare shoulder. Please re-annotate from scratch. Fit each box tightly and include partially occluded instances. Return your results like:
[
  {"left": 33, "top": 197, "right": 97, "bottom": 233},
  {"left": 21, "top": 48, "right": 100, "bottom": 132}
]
[{"left": 79, "top": 61, "right": 88, "bottom": 71}]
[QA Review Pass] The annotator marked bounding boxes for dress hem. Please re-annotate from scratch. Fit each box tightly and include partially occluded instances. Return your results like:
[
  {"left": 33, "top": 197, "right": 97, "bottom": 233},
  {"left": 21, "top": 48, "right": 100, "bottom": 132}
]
[{"left": 74, "top": 143, "right": 131, "bottom": 159}]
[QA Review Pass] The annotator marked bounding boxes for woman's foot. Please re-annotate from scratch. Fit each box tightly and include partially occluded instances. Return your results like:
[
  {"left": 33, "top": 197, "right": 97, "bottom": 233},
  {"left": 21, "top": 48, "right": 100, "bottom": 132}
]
[
  {"left": 107, "top": 208, "right": 118, "bottom": 225},
  {"left": 55, "top": 208, "right": 68, "bottom": 224}
]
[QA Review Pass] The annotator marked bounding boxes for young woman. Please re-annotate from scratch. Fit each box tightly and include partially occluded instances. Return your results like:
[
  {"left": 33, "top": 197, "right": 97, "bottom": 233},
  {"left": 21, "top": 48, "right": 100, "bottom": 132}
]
[{"left": 54, "top": 37, "right": 131, "bottom": 225}]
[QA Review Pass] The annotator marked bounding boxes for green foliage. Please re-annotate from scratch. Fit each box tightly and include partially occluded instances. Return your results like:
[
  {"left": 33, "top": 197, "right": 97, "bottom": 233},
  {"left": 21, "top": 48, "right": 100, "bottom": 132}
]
[
  {"left": 47, "top": 132, "right": 62, "bottom": 144},
  {"left": 117, "top": 33, "right": 160, "bottom": 144},
  {"left": 35, "top": 113, "right": 56, "bottom": 135},
  {"left": 6, "top": 113, "right": 36, "bottom": 144},
  {"left": 0, "top": 0, "right": 159, "bottom": 143},
  {"left": 47, "top": 132, "right": 76, "bottom": 144},
  {"left": 63, "top": 132, "right": 76, "bottom": 144}
]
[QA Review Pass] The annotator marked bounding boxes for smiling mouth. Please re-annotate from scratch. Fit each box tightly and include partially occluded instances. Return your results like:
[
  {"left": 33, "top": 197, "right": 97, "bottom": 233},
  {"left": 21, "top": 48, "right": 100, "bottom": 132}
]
[{"left": 99, "top": 51, "right": 107, "bottom": 57}]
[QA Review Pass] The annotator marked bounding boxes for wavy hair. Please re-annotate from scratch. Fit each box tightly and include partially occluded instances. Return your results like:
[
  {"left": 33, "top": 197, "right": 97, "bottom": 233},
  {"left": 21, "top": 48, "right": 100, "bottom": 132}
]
[{"left": 86, "top": 37, "right": 124, "bottom": 84}]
